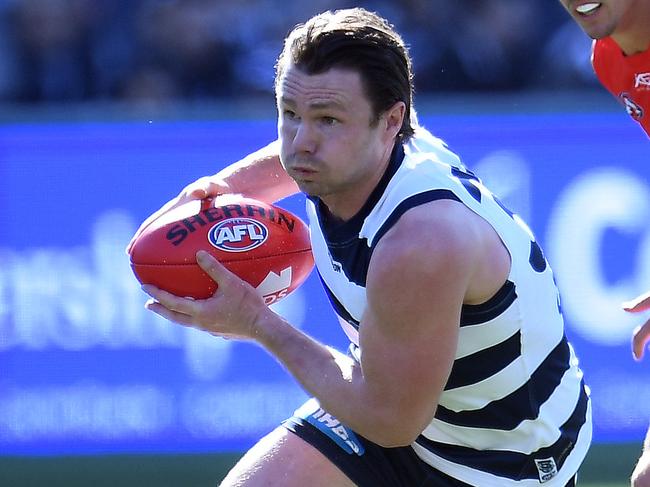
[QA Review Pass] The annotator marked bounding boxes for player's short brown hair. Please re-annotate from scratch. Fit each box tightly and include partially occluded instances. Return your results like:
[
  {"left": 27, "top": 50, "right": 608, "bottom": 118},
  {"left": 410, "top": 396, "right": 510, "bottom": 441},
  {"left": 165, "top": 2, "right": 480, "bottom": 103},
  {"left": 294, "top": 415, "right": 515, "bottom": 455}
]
[{"left": 275, "top": 8, "right": 415, "bottom": 141}]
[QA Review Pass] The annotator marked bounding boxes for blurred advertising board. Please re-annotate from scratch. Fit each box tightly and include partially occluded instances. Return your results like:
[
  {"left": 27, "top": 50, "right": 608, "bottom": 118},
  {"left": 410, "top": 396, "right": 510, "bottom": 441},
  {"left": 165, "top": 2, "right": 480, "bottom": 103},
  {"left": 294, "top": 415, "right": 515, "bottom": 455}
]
[{"left": 0, "top": 112, "right": 648, "bottom": 455}]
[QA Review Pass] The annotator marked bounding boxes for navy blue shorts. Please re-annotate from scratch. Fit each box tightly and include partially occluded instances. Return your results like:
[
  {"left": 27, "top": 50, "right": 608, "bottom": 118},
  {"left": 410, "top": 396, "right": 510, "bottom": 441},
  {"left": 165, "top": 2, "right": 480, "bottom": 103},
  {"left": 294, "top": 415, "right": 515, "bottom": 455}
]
[{"left": 282, "top": 398, "right": 577, "bottom": 487}]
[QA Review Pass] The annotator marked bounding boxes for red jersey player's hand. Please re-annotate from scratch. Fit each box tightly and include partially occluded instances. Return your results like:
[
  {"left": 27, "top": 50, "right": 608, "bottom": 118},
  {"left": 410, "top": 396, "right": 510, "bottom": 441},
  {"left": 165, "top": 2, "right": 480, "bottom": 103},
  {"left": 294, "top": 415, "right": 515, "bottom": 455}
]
[{"left": 624, "top": 291, "right": 650, "bottom": 361}]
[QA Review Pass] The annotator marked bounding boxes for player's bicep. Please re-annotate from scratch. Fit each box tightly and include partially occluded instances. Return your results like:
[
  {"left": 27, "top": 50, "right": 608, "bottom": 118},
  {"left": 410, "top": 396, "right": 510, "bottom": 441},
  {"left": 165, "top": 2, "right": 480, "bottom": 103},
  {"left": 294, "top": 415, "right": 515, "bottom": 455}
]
[{"left": 358, "top": 204, "right": 476, "bottom": 440}]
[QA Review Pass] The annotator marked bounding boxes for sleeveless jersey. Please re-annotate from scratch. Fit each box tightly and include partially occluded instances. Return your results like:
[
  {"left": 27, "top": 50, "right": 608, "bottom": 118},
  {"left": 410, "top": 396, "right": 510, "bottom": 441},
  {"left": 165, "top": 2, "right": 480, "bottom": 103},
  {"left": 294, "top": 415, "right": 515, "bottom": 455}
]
[
  {"left": 592, "top": 37, "right": 650, "bottom": 136},
  {"left": 305, "top": 133, "right": 592, "bottom": 486}
]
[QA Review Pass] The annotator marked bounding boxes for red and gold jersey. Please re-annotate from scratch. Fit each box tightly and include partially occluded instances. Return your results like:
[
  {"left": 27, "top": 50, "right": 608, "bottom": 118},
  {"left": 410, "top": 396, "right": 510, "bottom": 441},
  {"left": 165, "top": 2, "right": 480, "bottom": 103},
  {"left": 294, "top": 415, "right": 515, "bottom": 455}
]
[{"left": 592, "top": 37, "right": 650, "bottom": 136}]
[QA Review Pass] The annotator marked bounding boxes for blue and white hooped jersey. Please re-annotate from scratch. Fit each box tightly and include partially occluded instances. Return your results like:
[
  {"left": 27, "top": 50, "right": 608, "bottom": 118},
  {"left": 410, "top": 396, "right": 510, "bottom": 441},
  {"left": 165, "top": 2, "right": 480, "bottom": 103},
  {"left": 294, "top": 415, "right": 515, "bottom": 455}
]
[{"left": 305, "top": 131, "right": 592, "bottom": 486}]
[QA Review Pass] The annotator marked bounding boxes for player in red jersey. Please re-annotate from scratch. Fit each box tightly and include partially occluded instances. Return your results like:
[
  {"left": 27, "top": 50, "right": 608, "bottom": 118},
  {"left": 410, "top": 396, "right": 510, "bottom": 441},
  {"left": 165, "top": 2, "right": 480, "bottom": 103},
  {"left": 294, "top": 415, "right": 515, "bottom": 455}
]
[
  {"left": 592, "top": 35, "right": 650, "bottom": 134},
  {"left": 559, "top": 0, "right": 650, "bottom": 135},
  {"left": 558, "top": 1, "right": 650, "bottom": 485}
]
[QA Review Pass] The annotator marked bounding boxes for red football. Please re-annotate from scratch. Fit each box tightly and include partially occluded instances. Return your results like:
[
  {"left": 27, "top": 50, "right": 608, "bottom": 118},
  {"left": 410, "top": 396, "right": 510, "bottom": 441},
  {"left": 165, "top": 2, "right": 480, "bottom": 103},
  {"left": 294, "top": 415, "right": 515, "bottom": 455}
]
[{"left": 129, "top": 195, "right": 314, "bottom": 303}]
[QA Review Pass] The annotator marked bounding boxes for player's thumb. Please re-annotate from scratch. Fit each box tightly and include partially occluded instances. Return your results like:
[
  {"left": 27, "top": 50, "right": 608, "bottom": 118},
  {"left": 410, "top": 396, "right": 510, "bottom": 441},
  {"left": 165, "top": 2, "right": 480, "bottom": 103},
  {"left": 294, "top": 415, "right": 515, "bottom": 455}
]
[{"left": 196, "top": 250, "right": 233, "bottom": 284}]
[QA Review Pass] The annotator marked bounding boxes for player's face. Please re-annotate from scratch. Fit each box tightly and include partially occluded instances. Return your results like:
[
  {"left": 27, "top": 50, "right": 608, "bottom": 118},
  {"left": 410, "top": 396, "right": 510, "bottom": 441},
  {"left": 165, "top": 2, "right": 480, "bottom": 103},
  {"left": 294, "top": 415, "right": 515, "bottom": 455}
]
[
  {"left": 276, "top": 63, "right": 392, "bottom": 217},
  {"left": 558, "top": 0, "right": 636, "bottom": 39}
]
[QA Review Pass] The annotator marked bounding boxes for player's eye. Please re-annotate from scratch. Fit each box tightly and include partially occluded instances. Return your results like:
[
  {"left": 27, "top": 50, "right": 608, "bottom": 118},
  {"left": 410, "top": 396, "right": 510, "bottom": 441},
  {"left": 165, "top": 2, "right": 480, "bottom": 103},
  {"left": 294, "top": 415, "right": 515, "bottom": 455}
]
[
  {"left": 320, "top": 116, "right": 338, "bottom": 126},
  {"left": 283, "top": 109, "right": 297, "bottom": 120}
]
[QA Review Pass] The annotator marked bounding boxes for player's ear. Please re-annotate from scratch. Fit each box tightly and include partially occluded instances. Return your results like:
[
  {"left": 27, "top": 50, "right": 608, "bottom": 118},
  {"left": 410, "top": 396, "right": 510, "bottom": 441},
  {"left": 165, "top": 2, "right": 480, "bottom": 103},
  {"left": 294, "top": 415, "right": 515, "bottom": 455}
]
[{"left": 382, "top": 101, "right": 406, "bottom": 140}]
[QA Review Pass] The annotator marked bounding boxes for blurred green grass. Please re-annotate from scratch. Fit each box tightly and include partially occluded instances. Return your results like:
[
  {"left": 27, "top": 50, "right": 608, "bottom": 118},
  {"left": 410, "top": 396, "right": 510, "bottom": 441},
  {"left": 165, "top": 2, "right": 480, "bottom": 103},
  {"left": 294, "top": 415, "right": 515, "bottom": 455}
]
[{"left": 0, "top": 442, "right": 640, "bottom": 486}]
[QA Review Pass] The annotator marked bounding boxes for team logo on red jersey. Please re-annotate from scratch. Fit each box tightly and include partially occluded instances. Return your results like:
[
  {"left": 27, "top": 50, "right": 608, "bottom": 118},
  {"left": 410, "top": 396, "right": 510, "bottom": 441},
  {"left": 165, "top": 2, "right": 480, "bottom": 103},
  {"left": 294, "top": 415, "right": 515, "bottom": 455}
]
[
  {"left": 620, "top": 93, "right": 644, "bottom": 121},
  {"left": 635, "top": 72, "right": 650, "bottom": 90}
]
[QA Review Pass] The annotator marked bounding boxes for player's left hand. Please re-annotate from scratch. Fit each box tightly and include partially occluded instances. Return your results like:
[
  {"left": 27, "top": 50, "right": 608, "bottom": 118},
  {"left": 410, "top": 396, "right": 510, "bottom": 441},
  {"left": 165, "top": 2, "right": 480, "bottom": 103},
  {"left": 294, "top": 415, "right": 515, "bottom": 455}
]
[
  {"left": 126, "top": 176, "right": 230, "bottom": 255},
  {"left": 623, "top": 291, "right": 650, "bottom": 361},
  {"left": 142, "top": 250, "right": 270, "bottom": 340}
]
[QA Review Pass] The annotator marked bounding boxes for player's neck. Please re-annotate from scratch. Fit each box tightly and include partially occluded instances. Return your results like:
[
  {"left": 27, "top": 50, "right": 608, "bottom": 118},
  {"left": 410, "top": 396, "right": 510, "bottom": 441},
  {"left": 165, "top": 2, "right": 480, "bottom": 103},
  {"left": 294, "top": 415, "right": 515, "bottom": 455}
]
[
  {"left": 320, "top": 143, "right": 396, "bottom": 222},
  {"left": 320, "top": 175, "right": 381, "bottom": 223},
  {"left": 611, "top": 2, "right": 650, "bottom": 55}
]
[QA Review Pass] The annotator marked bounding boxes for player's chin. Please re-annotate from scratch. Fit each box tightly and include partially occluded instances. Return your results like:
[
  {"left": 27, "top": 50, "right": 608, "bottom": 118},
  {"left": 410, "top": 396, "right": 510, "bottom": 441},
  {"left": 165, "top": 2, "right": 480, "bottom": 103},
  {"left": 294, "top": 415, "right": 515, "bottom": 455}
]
[
  {"left": 578, "top": 23, "right": 608, "bottom": 39},
  {"left": 293, "top": 179, "right": 321, "bottom": 197},
  {"left": 572, "top": 13, "right": 612, "bottom": 39}
]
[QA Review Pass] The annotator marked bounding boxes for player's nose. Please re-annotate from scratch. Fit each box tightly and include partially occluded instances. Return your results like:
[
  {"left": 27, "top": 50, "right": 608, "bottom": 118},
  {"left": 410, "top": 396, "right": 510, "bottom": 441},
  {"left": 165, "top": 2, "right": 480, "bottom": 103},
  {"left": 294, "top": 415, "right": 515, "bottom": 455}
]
[{"left": 292, "top": 121, "right": 317, "bottom": 154}]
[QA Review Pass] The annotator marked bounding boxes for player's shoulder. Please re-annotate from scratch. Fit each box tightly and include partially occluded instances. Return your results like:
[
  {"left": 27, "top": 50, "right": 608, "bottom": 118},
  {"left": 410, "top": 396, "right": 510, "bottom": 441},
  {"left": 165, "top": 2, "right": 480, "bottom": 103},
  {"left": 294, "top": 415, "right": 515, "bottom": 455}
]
[
  {"left": 365, "top": 199, "right": 485, "bottom": 318},
  {"left": 371, "top": 199, "right": 481, "bottom": 272},
  {"left": 404, "top": 125, "right": 465, "bottom": 170}
]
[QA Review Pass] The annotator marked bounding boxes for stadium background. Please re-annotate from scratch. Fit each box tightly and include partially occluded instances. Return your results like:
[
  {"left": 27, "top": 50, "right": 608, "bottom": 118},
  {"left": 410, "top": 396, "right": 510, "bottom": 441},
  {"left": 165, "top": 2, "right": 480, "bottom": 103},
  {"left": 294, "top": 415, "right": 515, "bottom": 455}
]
[{"left": 1, "top": 1, "right": 649, "bottom": 486}]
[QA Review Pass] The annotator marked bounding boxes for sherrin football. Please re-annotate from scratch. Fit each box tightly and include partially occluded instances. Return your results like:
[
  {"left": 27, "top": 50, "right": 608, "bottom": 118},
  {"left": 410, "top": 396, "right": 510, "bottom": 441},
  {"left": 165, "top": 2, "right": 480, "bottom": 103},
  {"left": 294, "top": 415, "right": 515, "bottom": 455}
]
[{"left": 129, "top": 195, "right": 314, "bottom": 303}]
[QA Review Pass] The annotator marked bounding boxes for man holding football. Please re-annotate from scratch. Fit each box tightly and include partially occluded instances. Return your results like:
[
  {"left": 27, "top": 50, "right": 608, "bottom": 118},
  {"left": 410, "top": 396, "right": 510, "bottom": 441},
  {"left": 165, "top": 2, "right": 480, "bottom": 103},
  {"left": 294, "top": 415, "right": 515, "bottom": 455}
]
[{"left": 135, "top": 8, "right": 591, "bottom": 486}]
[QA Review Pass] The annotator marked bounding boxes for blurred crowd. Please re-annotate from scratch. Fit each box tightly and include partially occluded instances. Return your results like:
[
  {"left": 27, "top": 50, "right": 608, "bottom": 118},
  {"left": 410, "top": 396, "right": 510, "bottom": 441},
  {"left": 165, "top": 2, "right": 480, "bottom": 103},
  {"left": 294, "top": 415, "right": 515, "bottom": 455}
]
[{"left": 0, "top": 0, "right": 600, "bottom": 104}]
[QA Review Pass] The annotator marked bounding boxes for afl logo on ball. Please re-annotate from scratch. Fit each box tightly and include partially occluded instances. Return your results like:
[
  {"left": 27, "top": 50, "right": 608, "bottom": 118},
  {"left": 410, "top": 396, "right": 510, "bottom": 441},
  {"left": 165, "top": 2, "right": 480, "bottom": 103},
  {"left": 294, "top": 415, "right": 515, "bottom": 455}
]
[{"left": 208, "top": 218, "right": 268, "bottom": 252}]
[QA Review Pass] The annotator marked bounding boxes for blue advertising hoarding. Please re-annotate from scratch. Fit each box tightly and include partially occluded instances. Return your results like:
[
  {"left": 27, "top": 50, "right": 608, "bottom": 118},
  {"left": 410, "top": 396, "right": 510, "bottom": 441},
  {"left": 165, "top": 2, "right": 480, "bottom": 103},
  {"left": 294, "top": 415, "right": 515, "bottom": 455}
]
[{"left": 0, "top": 112, "right": 648, "bottom": 456}]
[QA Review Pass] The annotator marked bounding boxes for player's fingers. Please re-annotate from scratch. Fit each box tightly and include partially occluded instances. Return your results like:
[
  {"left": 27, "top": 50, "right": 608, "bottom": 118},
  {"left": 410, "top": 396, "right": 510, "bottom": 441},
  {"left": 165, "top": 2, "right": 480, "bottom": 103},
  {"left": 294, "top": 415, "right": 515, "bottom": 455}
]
[
  {"left": 141, "top": 284, "right": 201, "bottom": 316},
  {"left": 189, "top": 178, "right": 229, "bottom": 199},
  {"left": 145, "top": 299, "right": 196, "bottom": 327},
  {"left": 189, "top": 187, "right": 209, "bottom": 199},
  {"left": 126, "top": 178, "right": 229, "bottom": 255},
  {"left": 206, "top": 178, "right": 231, "bottom": 197},
  {"left": 632, "top": 319, "right": 650, "bottom": 361},
  {"left": 623, "top": 290, "right": 650, "bottom": 312}
]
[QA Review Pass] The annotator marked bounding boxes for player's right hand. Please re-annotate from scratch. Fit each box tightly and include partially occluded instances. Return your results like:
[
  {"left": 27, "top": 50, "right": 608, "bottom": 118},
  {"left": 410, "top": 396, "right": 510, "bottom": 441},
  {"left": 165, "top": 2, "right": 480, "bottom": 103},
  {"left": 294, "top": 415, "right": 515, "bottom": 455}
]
[
  {"left": 142, "top": 250, "right": 268, "bottom": 341},
  {"left": 126, "top": 175, "right": 231, "bottom": 255},
  {"left": 624, "top": 291, "right": 650, "bottom": 361}
]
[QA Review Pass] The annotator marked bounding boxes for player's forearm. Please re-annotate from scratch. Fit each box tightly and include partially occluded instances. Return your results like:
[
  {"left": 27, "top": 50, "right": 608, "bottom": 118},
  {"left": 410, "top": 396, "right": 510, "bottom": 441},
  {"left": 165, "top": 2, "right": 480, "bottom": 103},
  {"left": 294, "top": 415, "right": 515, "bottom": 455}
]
[
  {"left": 253, "top": 310, "right": 413, "bottom": 446},
  {"left": 215, "top": 140, "right": 299, "bottom": 203}
]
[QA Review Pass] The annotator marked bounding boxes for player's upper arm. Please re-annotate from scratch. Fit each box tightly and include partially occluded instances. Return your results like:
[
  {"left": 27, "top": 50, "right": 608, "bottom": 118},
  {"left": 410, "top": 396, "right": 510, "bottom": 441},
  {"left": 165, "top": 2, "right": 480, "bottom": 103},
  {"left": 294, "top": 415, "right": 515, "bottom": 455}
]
[{"left": 358, "top": 199, "right": 483, "bottom": 446}]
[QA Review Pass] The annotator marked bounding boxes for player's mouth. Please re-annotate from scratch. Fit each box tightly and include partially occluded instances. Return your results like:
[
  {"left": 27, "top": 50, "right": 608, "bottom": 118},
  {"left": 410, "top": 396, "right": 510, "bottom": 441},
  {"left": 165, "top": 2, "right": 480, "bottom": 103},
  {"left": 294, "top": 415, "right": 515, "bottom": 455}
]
[
  {"left": 288, "top": 165, "right": 318, "bottom": 181},
  {"left": 290, "top": 166, "right": 316, "bottom": 174},
  {"left": 574, "top": 2, "right": 601, "bottom": 16}
]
